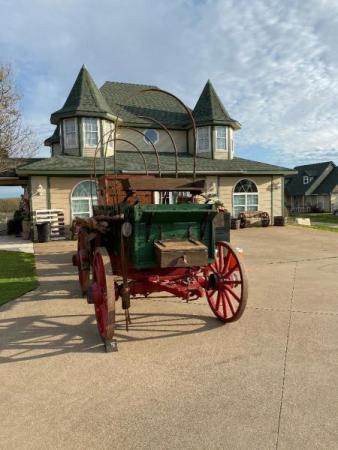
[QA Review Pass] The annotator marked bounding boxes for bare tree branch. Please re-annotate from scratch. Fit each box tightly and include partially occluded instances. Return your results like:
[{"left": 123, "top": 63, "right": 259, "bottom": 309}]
[{"left": 0, "top": 64, "right": 38, "bottom": 173}]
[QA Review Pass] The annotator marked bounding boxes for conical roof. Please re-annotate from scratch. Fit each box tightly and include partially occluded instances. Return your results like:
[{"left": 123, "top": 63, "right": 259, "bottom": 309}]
[
  {"left": 193, "top": 80, "right": 240, "bottom": 129},
  {"left": 50, "top": 65, "right": 115, "bottom": 124}
]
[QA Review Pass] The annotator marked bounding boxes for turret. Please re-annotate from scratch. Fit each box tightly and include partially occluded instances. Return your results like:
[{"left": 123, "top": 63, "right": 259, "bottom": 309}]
[
  {"left": 192, "top": 80, "right": 240, "bottom": 160},
  {"left": 45, "top": 65, "right": 116, "bottom": 157}
]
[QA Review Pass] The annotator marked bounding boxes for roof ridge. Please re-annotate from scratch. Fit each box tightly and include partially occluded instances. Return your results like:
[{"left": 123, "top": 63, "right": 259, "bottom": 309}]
[
  {"left": 101, "top": 80, "right": 158, "bottom": 89},
  {"left": 294, "top": 161, "right": 335, "bottom": 169}
]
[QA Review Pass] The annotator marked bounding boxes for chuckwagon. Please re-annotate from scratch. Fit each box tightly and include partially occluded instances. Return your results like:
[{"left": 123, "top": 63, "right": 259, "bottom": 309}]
[{"left": 72, "top": 88, "right": 248, "bottom": 352}]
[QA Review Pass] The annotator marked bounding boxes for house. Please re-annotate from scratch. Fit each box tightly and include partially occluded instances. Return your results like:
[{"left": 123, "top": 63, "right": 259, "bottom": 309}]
[
  {"left": 1, "top": 65, "right": 294, "bottom": 235},
  {"left": 285, "top": 161, "right": 338, "bottom": 213}
]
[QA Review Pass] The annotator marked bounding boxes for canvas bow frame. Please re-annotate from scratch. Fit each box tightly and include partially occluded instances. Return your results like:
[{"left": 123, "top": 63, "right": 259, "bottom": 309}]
[{"left": 89, "top": 88, "right": 198, "bottom": 209}]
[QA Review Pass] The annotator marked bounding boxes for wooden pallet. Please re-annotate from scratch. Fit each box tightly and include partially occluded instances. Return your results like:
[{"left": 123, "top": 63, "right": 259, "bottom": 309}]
[{"left": 33, "top": 209, "right": 66, "bottom": 240}]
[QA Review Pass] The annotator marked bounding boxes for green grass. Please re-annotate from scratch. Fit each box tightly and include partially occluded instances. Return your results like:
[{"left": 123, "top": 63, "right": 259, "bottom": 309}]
[
  {"left": 310, "top": 224, "right": 338, "bottom": 233},
  {"left": 290, "top": 224, "right": 338, "bottom": 233},
  {"left": 289, "top": 213, "right": 338, "bottom": 224},
  {"left": 0, "top": 250, "right": 38, "bottom": 306}
]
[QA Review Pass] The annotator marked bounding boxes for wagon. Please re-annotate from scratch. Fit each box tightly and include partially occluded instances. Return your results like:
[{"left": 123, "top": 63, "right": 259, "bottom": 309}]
[{"left": 72, "top": 87, "right": 248, "bottom": 352}]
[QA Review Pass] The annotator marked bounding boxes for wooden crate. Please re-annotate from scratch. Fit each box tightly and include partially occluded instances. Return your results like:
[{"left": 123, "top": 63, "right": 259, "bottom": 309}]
[
  {"left": 98, "top": 175, "right": 154, "bottom": 206},
  {"left": 154, "top": 239, "right": 208, "bottom": 268},
  {"left": 33, "top": 209, "right": 66, "bottom": 241},
  {"left": 274, "top": 216, "right": 287, "bottom": 226}
]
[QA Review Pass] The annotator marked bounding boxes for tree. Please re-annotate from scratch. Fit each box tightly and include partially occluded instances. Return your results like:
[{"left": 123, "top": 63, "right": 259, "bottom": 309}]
[{"left": 0, "top": 64, "right": 38, "bottom": 172}]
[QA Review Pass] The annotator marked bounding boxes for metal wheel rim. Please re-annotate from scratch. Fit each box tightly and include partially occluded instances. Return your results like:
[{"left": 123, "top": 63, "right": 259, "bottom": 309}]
[
  {"left": 92, "top": 247, "right": 115, "bottom": 340},
  {"left": 204, "top": 241, "right": 248, "bottom": 323}
]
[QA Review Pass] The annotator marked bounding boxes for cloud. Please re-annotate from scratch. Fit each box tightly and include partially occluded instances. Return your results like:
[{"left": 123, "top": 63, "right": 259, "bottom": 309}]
[{"left": 1, "top": 0, "right": 338, "bottom": 166}]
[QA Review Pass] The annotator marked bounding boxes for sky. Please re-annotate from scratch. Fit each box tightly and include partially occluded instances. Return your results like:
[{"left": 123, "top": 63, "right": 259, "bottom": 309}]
[{"left": 1, "top": 0, "right": 338, "bottom": 197}]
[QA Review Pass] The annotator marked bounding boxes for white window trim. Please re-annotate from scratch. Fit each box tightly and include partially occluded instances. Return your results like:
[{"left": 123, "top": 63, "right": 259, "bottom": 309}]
[
  {"left": 197, "top": 126, "right": 211, "bottom": 153},
  {"left": 83, "top": 118, "right": 99, "bottom": 148},
  {"left": 232, "top": 178, "right": 259, "bottom": 217},
  {"left": 63, "top": 118, "right": 78, "bottom": 149},
  {"left": 215, "top": 126, "right": 227, "bottom": 151},
  {"left": 70, "top": 180, "right": 98, "bottom": 220},
  {"left": 303, "top": 175, "right": 309, "bottom": 185},
  {"left": 143, "top": 129, "right": 159, "bottom": 145}
]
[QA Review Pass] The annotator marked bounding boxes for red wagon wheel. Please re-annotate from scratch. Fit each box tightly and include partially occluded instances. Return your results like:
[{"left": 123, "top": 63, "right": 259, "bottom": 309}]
[
  {"left": 204, "top": 241, "right": 248, "bottom": 323},
  {"left": 92, "top": 247, "right": 117, "bottom": 352},
  {"left": 76, "top": 229, "right": 90, "bottom": 296}
]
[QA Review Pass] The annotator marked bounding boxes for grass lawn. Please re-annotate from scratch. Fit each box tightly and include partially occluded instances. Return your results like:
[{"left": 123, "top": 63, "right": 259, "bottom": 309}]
[
  {"left": 290, "top": 224, "right": 338, "bottom": 233},
  {"left": 289, "top": 213, "right": 338, "bottom": 224},
  {"left": 0, "top": 250, "right": 38, "bottom": 306}
]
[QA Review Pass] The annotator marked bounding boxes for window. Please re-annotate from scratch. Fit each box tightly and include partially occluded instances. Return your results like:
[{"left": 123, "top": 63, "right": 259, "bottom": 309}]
[
  {"left": 154, "top": 191, "right": 191, "bottom": 204},
  {"left": 233, "top": 179, "right": 258, "bottom": 217},
  {"left": 197, "top": 127, "right": 210, "bottom": 152},
  {"left": 216, "top": 126, "right": 227, "bottom": 150},
  {"left": 84, "top": 118, "right": 99, "bottom": 147},
  {"left": 64, "top": 118, "right": 77, "bottom": 148},
  {"left": 144, "top": 129, "right": 159, "bottom": 145},
  {"left": 71, "top": 180, "right": 98, "bottom": 219}
]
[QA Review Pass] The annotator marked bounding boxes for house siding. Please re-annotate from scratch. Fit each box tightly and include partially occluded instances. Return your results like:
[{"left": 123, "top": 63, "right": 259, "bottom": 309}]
[
  {"left": 218, "top": 175, "right": 282, "bottom": 218},
  {"left": 49, "top": 176, "right": 89, "bottom": 226},
  {"left": 116, "top": 128, "right": 187, "bottom": 154}
]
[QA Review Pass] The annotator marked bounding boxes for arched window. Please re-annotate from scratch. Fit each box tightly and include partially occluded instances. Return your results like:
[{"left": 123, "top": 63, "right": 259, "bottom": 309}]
[
  {"left": 233, "top": 179, "right": 258, "bottom": 216},
  {"left": 71, "top": 180, "right": 98, "bottom": 219}
]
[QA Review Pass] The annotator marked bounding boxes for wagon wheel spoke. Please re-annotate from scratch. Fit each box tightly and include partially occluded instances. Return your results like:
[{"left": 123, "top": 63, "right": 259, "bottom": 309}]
[
  {"left": 225, "top": 285, "right": 241, "bottom": 303},
  {"left": 221, "top": 292, "right": 228, "bottom": 320},
  {"left": 215, "top": 291, "right": 222, "bottom": 311},
  {"left": 204, "top": 241, "right": 248, "bottom": 323},
  {"left": 224, "top": 289, "right": 236, "bottom": 316},
  {"left": 216, "top": 245, "right": 224, "bottom": 272}
]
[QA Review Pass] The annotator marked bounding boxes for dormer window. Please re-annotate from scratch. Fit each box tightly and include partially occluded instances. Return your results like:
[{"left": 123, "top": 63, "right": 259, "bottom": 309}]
[
  {"left": 84, "top": 118, "right": 99, "bottom": 147},
  {"left": 303, "top": 175, "right": 309, "bottom": 184},
  {"left": 197, "top": 127, "right": 210, "bottom": 153},
  {"left": 64, "top": 118, "right": 78, "bottom": 148},
  {"left": 216, "top": 126, "right": 227, "bottom": 150}
]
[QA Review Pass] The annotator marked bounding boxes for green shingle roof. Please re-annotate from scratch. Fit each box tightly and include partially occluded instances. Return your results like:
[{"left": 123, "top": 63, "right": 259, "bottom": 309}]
[
  {"left": 16, "top": 152, "right": 293, "bottom": 176},
  {"left": 285, "top": 162, "right": 334, "bottom": 196},
  {"left": 50, "top": 65, "right": 115, "bottom": 125},
  {"left": 47, "top": 67, "right": 241, "bottom": 142},
  {"left": 100, "top": 82, "right": 190, "bottom": 128},
  {"left": 44, "top": 125, "right": 60, "bottom": 146},
  {"left": 193, "top": 80, "right": 240, "bottom": 129},
  {"left": 312, "top": 166, "right": 338, "bottom": 194}
]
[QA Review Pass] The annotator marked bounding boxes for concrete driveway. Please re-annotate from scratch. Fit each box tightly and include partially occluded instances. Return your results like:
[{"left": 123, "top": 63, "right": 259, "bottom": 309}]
[{"left": 1, "top": 227, "right": 337, "bottom": 450}]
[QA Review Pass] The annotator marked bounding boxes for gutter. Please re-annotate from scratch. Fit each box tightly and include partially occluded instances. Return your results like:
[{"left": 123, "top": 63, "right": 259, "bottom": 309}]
[
  {"left": 16, "top": 169, "right": 297, "bottom": 177},
  {"left": 120, "top": 169, "right": 297, "bottom": 176}
]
